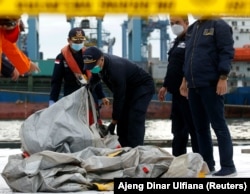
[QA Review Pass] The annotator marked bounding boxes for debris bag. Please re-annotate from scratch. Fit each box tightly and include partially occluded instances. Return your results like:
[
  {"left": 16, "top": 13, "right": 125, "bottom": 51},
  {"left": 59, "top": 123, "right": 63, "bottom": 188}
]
[
  {"left": 2, "top": 146, "right": 208, "bottom": 192},
  {"left": 19, "top": 86, "right": 120, "bottom": 155},
  {"left": 2, "top": 146, "right": 175, "bottom": 192},
  {"left": 162, "top": 152, "right": 210, "bottom": 177},
  {"left": 2, "top": 86, "right": 209, "bottom": 192}
]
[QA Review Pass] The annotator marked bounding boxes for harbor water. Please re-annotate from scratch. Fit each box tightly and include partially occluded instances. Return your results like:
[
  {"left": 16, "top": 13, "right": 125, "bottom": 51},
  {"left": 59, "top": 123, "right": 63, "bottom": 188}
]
[{"left": 0, "top": 119, "right": 250, "bottom": 141}]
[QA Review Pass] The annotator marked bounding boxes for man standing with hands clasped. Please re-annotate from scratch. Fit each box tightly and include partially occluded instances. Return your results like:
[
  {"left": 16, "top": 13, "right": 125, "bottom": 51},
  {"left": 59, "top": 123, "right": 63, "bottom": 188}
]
[
  {"left": 180, "top": 15, "right": 237, "bottom": 176},
  {"left": 158, "top": 15, "right": 199, "bottom": 156},
  {"left": 83, "top": 46, "right": 155, "bottom": 148}
]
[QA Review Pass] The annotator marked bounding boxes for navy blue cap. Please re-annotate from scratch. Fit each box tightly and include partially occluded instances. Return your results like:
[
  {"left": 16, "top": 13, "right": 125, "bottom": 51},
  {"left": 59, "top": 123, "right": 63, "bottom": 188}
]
[{"left": 83, "top": 47, "right": 103, "bottom": 70}]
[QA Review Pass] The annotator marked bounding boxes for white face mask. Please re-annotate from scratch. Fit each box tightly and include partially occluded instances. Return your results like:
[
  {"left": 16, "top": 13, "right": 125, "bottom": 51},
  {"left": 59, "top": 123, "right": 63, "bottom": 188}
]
[
  {"left": 70, "top": 42, "right": 84, "bottom": 51},
  {"left": 171, "top": 24, "right": 184, "bottom": 36}
]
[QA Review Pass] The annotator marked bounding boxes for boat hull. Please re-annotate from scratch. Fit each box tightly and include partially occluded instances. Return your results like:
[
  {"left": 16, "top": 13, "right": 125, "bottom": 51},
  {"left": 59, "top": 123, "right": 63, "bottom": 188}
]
[{"left": 1, "top": 101, "right": 250, "bottom": 120}]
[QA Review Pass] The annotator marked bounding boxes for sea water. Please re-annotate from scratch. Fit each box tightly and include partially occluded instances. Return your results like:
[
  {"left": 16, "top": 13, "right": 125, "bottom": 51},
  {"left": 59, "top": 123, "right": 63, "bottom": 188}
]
[{"left": 0, "top": 119, "right": 250, "bottom": 141}]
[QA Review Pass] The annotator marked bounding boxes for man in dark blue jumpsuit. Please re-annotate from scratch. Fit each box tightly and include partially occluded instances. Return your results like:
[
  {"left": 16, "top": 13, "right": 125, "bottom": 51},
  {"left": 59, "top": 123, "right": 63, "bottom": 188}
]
[
  {"left": 158, "top": 15, "right": 199, "bottom": 156},
  {"left": 83, "top": 46, "right": 155, "bottom": 148}
]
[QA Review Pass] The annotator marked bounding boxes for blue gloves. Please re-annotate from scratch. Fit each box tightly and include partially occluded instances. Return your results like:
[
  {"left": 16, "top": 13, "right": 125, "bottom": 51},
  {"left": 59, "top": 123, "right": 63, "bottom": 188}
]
[{"left": 49, "top": 100, "right": 55, "bottom": 106}]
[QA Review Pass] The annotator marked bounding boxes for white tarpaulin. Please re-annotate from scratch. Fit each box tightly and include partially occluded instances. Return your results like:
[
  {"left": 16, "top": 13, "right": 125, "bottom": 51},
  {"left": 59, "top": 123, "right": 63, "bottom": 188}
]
[
  {"left": 2, "top": 146, "right": 173, "bottom": 192},
  {"left": 1, "top": 87, "right": 209, "bottom": 192},
  {"left": 19, "top": 86, "right": 120, "bottom": 154}
]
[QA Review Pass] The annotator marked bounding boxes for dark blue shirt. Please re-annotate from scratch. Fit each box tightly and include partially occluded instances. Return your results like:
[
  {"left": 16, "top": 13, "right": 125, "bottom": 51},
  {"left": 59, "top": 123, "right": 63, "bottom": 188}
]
[
  {"left": 90, "top": 54, "right": 154, "bottom": 120},
  {"left": 184, "top": 18, "right": 234, "bottom": 88},
  {"left": 163, "top": 35, "right": 186, "bottom": 94}
]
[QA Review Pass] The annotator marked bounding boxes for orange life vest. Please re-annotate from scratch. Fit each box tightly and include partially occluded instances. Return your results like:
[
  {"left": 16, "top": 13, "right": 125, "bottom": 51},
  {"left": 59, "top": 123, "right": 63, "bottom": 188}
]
[
  {"left": 61, "top": 45, "right": 96, "bottom": 126},
  {"left": 0, "top": 25, "right": 30, "bottom": 74},
  {"left": 61, "top": 45, "right": 92, "bottom": 79}
]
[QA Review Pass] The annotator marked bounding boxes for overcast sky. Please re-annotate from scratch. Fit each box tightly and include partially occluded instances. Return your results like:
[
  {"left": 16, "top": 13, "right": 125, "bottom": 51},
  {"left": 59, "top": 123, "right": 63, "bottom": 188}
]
[
  {"left": 38, "top": 14, "right": 127, "bottom": 59},
  {"left": 21, "top": 14, "right": 174, "bottom": 60},
  {"left": 22, "top": 14, "right": 198, "bottom": 60}
]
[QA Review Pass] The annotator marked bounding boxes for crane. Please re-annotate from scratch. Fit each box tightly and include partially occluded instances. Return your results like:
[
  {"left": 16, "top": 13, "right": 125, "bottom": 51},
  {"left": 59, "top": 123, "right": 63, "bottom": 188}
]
[{"left": 122, "top": 17, "right": 170, "bottom": 62}]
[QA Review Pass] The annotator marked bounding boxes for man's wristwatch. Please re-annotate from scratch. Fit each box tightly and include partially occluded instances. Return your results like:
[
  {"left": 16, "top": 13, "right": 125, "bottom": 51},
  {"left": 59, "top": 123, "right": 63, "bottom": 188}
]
[{"left": 219, "top": 75, "right": 228, "bottom": 80}]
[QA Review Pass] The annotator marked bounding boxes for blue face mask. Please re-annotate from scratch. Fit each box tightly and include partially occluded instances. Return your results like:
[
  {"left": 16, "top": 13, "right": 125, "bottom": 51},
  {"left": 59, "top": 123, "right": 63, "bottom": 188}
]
[
  {"left": 91, "top": 65, "right": 102, "bottom": 74},
  {"left": 71, "top": 43, "right": 83, "bottom": 51}
]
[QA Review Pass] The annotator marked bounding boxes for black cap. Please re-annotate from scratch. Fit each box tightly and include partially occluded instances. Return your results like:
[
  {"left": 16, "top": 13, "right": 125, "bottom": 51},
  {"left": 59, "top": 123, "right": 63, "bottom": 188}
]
[
  {"left": 68, "top": 27, "right": 86, "bottom": 41},
  {"left": 83, "top": 47, "right": 103, "bottom": 70}
]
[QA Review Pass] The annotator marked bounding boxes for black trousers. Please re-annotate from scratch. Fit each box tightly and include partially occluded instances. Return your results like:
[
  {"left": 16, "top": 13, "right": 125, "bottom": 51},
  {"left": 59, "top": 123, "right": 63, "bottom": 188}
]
[
  {"left": 116, "top": 82, "right": 155, "bottom": 148},
  {"left": 171, "top": 93, "right": 199, "bottom": 156}
]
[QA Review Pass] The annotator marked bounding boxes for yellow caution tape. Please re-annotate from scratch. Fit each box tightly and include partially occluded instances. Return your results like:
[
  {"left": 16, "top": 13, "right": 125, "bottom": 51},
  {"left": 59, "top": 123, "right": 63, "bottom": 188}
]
[{"left": 1, "top": 0, "right": 250, "bottom": 16}]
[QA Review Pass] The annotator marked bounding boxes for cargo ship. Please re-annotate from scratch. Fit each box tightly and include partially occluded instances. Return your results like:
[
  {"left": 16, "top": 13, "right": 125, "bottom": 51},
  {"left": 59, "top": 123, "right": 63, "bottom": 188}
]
[
  {"left": 1, "top": 44, "right": 250, "bottom": 120},
  {"left": 1, "top": 49, "right": 250, "bottom": 119},
  {"left": 1, "top": 45, "right": 250, "bottom": 120},
  {"left": 1, "top": 17, "right": 250, "bottom": 120},
  {"left": 0, "top": 85, "right": 250, "bottom": 120}
]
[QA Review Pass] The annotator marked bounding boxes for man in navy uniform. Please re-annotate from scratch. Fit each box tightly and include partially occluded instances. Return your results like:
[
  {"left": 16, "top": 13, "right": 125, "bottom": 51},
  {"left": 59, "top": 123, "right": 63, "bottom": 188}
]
[
  {"left": 49, "top": 28, "right": 109, "bottom": 128},
  {"left": 158, "top": 15, "right": 199, "bottom": 156},
  {"left": 83, "top": 46, "right": 155, "bottom": 148}
]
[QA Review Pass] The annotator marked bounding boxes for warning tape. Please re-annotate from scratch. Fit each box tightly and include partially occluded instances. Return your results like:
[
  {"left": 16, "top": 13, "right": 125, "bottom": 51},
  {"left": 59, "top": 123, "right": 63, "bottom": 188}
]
[{"left": 0, "top": 0, "right": 250, "bottom": 16}]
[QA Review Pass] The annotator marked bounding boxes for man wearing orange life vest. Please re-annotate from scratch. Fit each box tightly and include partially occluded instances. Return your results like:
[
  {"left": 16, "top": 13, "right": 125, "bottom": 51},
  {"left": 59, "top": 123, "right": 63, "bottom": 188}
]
[
  {"left": 0, "top": 16, "right": 40, "bottom": 75},
  {"left": 1, "top": 54, "right": 20, "bottom": 81},
  {"left": 49, "top": 27, "right": 109, "bottom": 127}
]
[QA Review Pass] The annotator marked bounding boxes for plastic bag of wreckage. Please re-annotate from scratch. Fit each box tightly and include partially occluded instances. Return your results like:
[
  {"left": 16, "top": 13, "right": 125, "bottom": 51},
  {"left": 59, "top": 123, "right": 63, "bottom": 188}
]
[
  {"left": 1, "top": 86, "right": 209, "bottom": 192},
  {"left": 1, "top": 146, "right": 209, "bottom": 192},
  {"left": 19, "top": 86, "right": 120, "bottom": 155}
]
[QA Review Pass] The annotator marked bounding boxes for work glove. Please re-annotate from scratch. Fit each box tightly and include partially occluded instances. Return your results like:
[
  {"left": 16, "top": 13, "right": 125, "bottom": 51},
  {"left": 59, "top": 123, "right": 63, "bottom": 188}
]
[
  {"left": 49, "top": 100, "right": 55, "bottom": 106},
  {"left": 107, "top": 123, "right": 116, "bottom": 135},
  {"left": 98, "top": 124, "right": 109, "bottom": 137}
]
